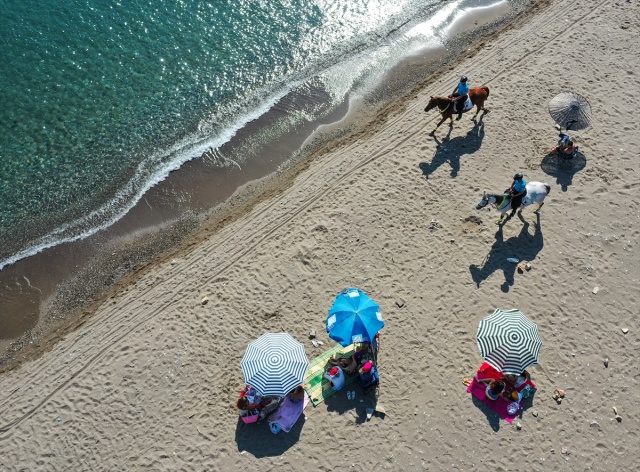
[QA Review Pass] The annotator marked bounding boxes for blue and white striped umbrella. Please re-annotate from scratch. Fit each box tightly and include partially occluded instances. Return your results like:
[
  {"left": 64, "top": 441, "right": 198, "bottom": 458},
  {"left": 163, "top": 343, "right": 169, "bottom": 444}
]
[
  {"left": 241, "top": 333, "right": 309, "bottom": 397},
  {"left": 476, "top": 309, "right": 543, "bottom": 375}
]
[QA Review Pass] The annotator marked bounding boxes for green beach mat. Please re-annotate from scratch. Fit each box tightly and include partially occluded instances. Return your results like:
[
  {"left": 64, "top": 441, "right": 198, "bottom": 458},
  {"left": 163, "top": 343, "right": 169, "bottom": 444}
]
[{"left": 304, "top": 343, "right": 356, "bottom": 407}]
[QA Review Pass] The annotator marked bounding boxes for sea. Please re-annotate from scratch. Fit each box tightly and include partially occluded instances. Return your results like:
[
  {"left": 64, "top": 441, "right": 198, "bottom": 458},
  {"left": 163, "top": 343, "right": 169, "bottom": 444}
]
[{"left": 0, "top": 0, "right": 528, "bottom": 351}]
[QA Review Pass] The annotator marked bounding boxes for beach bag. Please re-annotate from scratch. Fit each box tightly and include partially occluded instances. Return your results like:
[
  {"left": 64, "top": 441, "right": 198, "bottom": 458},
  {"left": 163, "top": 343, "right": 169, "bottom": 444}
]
[{"left": 240, "top": 410, "right": 259, "bottom": 424}]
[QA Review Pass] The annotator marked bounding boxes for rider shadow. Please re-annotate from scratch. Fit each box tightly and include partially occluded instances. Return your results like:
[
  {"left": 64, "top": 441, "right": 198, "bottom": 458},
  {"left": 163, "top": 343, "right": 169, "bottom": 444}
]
[
  {"left": 469, "top": 214, "right": 544, "bottom": 293},
  {"left": 540, "top": 151, "right": 587, "bottom": 191},
  {"left": 419, "top": 118, "right": 485, "bottom": 179}
]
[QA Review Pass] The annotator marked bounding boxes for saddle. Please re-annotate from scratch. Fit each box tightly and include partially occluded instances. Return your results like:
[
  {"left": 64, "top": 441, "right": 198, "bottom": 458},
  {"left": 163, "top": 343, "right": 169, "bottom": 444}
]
[{"left": 454, "top": 97, "right": 473, "bottom": 113}]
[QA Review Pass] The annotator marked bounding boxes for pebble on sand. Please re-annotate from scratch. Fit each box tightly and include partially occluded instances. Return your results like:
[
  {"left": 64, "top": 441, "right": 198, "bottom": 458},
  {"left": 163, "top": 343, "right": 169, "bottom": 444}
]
[
  {"left": 395, "top": 298, "right": 405, "bottom": 308},
  {"left": 592, "top": 286, "right": 599, "bottom": 294},
  {"left": 201, "top": 296, "right": 209, "bottom": 305},
  {"left": 621, "top": 328, "right": 629, "bottom": 334}
]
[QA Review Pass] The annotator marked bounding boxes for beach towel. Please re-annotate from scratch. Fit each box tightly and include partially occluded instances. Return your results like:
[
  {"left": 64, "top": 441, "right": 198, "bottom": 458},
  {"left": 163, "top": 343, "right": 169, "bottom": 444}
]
[
  {"left": 467, "top": 378, "right": 519, "bottom": 423},
  {"left": 268, "top": 394, "right": 310, "bottom": 433},
  {"left": 304, "top": 343, "right": 357, "bottom": 407},
  {"left": 477, "top": 362, "right": 537, "bottom": 393}
]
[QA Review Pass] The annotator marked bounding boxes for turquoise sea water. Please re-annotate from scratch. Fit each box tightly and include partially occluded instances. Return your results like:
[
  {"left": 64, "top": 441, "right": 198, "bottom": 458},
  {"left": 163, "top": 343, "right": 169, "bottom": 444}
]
[{"left": 0, "top": 0, "right": 513, "bottom": 269}]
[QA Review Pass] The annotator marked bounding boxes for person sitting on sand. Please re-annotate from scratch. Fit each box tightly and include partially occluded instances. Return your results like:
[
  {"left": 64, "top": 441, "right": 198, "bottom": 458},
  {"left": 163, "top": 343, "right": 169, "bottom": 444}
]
[
  {"left": 503, "top": 371, "right": 530, "bottom": 389},
  {"left": 324, "top": 366, "right": 345, "bottom": 391},
  {"left": 286, "top": 385, "right": 305, "bottom": 403},
  {"left": 551, "top": 132, "right": 578, "bottom": 158},
  {"left": 237, "top": 396, "right": 253, "bottom": 417},
  {"left": 258, "top": 396, "right": 281, "bottom": 421},
  {"left": 328, "top": 347, "right": 367, "bottom": 375},
  {"left": 474, "top": 377, "right": 507, "bottom": 401},
  {"left": 239, "top": 385, "right": 262, "bottom": 409},
  {"left": 355, "top": 361, "right": 379, "bottom": 391}
]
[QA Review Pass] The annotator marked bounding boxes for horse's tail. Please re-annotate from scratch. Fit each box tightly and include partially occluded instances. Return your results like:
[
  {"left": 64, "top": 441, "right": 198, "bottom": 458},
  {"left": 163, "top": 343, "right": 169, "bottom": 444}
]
[{"left": 544, "top": 184, "right": 551, "bottom": 195}]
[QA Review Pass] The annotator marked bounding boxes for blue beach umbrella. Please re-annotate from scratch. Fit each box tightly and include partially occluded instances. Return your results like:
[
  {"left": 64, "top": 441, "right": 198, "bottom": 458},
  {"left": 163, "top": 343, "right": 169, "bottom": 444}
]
[
  {"left": 326, "top": 288, "right": 384, "bottom": 347},
  {"left": 241, "top": 333, "right": 309, "bottom": 397}
]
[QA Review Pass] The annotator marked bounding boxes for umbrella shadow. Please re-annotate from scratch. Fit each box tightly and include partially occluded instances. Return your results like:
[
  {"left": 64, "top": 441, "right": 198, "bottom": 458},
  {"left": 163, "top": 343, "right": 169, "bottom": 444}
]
[
  {"left": 469, "top": 214, "right": 544, "bottom": 292},
  {"left": 324, "top": 383, "right": 380, "bottom": 425},
  {"left": 470, "top": 391, "right": 537, "bottom": 431},
  {"left": 471, "top": 396, "right": 502, "bottom": 432},
  {"left": 419, "top": 117, "right": 485, "bottom": 180},
  {"left": 324, "top": 385, "right": 368, "bottom": 423},
  {"left": 234, "top": 415, "right": 305, "bottom": 458},
  {"left": 540, "top": 151, "right": 587, "bottom": 191}
]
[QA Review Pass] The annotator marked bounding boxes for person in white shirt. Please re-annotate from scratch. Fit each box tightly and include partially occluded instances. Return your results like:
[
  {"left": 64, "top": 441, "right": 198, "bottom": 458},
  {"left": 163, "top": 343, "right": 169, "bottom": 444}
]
[{"left": 324, "top": 366, "right": 345, "bottom": 390}]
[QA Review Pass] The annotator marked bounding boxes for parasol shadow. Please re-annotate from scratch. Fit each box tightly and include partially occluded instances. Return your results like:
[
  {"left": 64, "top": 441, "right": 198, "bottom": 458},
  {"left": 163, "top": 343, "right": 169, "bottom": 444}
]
[
  {"left": 540, "top": 151, "right": 587, "bottom": 192},
  {"left": 471, "top": 395, "right": 502, "bottom": 432},
  {"left": 235, "top": 415, "right": 305, "bottom": 457}
]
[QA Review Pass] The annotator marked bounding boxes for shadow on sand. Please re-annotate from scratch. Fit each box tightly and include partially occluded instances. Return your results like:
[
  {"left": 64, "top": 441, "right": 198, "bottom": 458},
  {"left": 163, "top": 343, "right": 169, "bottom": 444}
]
[
  {"left": 324, "top": 383, "right": 381, "bottom": 425},
  {"left": 419, "top": 116, "right": 485, "bottom": 179},
  {"left": 469, "top": 214, "right": 544, "bottom": 292},
  {"left": 235, "top": 415, "right": 305, "bottom": 458},
  {"left": 539, "top": 151, "right": 587, "bottom": 191},
  {"left": 471, "top": 391, "right": 537, "bottom": 432}
]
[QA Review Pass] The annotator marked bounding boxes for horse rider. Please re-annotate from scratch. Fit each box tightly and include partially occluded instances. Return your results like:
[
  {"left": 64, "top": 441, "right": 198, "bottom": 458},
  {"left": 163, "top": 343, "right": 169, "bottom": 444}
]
[
  {"left": 451, "top": 76, "right": 470, "bottom": 120},
  {"left": 507, "top": 173, "right": 527, "bottom": 216}
]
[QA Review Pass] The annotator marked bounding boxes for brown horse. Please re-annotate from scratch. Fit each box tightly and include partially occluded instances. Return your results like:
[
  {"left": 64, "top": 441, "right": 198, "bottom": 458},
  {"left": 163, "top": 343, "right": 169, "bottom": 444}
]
[{"left": 424, "top": 86, "right": 490, "bottom": 135}]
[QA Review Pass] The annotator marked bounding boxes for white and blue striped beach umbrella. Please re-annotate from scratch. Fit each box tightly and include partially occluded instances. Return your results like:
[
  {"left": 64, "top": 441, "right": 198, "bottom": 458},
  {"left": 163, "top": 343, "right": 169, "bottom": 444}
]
[
  {"left": 476, "top": 309, "right": 543, "bottom": 375},
  {"left": 241, "top": 333, "right": 309, "bottom": 397}
]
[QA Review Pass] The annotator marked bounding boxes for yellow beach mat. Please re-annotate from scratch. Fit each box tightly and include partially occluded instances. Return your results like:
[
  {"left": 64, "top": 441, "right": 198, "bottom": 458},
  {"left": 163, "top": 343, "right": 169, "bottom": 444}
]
[{"left": 304, "top": 343, "right": 356, "bottom": 407}]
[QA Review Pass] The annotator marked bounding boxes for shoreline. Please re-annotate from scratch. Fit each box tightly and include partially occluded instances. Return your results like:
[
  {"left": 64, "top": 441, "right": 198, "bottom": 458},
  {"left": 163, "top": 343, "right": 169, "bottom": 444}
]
[
  {"left": 1, "top": 0, "right": 639, "bottom": 469},
  {"left": 0, "top": 0, "right": 531, "bottom": 368}
]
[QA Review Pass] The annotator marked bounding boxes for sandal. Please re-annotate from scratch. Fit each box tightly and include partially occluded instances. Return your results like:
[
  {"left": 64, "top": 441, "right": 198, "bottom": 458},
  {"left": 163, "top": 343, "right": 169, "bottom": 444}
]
[{"left": 463, "top": 377, "right": 473, "bottom": 387}]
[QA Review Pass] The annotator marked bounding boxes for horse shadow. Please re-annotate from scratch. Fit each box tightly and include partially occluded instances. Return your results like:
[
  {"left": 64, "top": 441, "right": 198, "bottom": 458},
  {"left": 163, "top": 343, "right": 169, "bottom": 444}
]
[
  {"left": 235, "top": 415, "right": 306, "bottom": 458},
  {"left": 540, "top": 151, "right": 587, "bottom": 191},
  {"left": 419, "top": 117, "right": 485, "bottom": 179},
  {"left": 469, "top": 214, "right": 544, "bottom": 292}
]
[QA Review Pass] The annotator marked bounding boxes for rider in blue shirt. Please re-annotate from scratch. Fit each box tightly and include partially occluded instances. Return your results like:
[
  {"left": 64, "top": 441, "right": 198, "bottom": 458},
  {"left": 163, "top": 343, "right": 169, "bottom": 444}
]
[
  {"left": 451, "top": 76, "right": 470, "bottom": 120},
  {"left": 508, "top": 173, "right": 527, "bottom": 216}
]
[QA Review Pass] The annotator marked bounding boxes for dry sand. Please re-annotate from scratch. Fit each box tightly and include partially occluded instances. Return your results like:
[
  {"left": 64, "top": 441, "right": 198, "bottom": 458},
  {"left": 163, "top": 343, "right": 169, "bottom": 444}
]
[{"left": 1, "top": 0, "right": 639, "bottom": 470}]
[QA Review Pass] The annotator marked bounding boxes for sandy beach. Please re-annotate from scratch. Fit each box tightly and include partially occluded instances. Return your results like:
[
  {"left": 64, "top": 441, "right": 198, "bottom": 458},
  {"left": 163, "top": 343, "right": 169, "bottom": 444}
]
[{"left": 1, "top": 0, "right": 639, "bottom": 470}]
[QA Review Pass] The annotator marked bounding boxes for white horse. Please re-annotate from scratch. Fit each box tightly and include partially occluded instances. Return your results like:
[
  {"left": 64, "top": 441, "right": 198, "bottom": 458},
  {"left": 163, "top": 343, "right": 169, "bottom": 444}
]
[{"left": 476, "top": 181, "right": 551, "bottom": 223}]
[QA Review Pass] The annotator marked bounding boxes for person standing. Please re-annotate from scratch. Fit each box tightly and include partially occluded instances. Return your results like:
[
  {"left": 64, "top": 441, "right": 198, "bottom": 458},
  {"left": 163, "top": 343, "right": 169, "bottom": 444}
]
[{"left": 451, "top": 76, "right": 470, "bottom": 120}]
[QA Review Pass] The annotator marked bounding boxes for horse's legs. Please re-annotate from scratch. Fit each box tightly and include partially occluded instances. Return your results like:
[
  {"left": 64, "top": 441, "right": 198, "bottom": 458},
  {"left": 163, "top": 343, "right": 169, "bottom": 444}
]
[
  {"left": 472, "top": 104, "right": 480, "bottom": 120},
  {"left": 533, "top": 201, "right": 544, "bottom": 214},
  {"left": 430, "top": 114, "right": 450, "bottom": 135}
]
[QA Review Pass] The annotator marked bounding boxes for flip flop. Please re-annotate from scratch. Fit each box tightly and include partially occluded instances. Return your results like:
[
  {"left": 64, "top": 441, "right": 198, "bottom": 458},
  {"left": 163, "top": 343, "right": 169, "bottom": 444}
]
[{"left": 463, "top": 377, "right": 472, "bottom": 386}]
